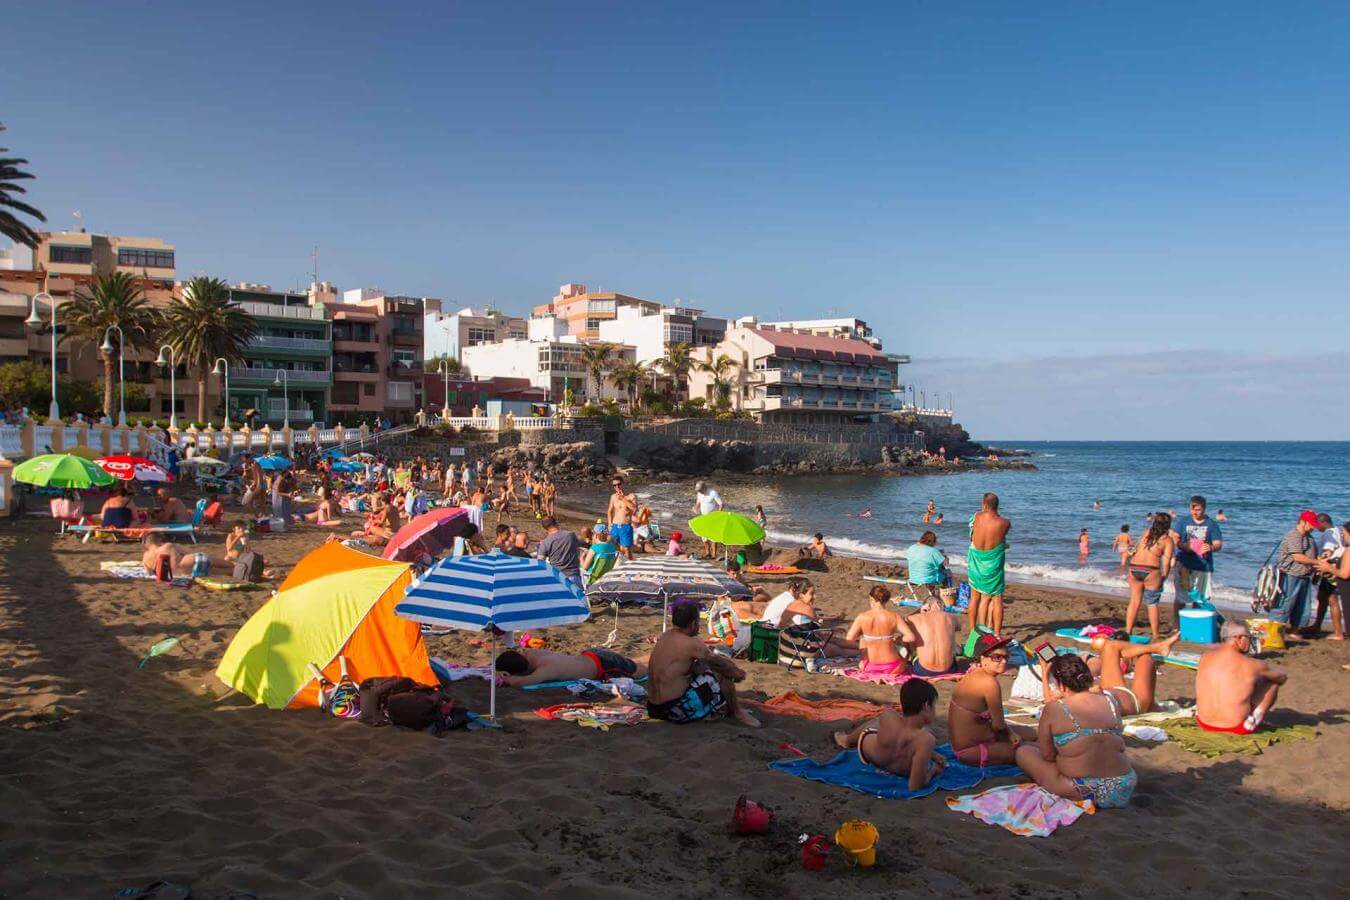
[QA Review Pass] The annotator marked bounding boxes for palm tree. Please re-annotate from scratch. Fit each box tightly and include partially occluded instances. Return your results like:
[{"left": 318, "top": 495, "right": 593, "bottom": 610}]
[
  {"left": 608, "top": 362, "right": 645, "bottom": 411},
  {"left": 657, "top": 341, "right": 694, "bottom": 399},
  {"left": 162, "top": 277, "right": 258, "bottom": 423},
  {"left": 0, "top": 125, "right": 46, "bottom": 248},
  {"left": 699, "top": 353, "right": 740, "bottom": 409},
  {"left": 578, "top": 341, "right": 617, "bottom": 402},
  {"left": 63, "top": 272, "right": 159, "bottom": 421}
]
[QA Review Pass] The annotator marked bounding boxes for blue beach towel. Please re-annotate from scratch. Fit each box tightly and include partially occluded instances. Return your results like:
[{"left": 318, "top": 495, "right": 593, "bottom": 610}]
[{"left": 769, "top": 743, "right": 1021, "bottom": 800}]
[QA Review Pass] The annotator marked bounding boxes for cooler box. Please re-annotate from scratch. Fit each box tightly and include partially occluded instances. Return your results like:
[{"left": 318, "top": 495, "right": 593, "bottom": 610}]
[
  {"left": 1179, "top": 608, "right": 1218, "bottom": 644},
  {"left": 748, "top": 623, "right": 779, "bottom": 663}
]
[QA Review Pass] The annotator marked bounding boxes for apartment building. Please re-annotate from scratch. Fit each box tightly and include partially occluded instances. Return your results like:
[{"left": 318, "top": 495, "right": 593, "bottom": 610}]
[
  {"left": 331, "top": 289, "right": 426, "bottom": 422},
  {"left": 595, "top": 304, "right": 727, "bottom": 364},
  {"left": 530, "top": 283, "right": 662, "bottom": 340},
  {"left": 688, "top": 326, "right": 900, "bottom": 424},
  {"left": 34, "top": 230, "right": 176, "bottom": 288},
  {"left": 227, "top": 284, "right": 331, "bottom": 426},
  {"left": 423, "top": 301, "right": 526, "bottom": 361},
  {"left": 422, "top": 374, "right": 547, "bottom": 416},
  {"left": 460, "top": 336, "right": 635, "bottom": 402}
]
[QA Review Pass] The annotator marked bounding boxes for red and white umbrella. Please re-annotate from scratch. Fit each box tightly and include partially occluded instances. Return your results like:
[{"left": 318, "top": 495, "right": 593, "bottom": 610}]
[{"left": 96, "top": 455, "right": 175, "bottom": 483}]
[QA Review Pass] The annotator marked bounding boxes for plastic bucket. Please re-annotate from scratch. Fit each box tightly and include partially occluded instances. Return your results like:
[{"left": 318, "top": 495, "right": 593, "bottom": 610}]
[
  {"left": 733, "top": 795, "right": 771, "bottom": 835},
  {"left": 800, "top": 835, "right": 831, "bottom": 870},
  {"left": 1179, "top": 609, "right": 1218, "bottom": 644},
  {"left": 834, "top": 819, "right": 878, "bottom": 868}
]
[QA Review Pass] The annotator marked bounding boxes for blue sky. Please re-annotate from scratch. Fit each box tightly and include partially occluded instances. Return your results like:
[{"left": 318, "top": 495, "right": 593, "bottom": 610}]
[{"left": 6, "top": 2, "right": 1349, "bottom": 438}]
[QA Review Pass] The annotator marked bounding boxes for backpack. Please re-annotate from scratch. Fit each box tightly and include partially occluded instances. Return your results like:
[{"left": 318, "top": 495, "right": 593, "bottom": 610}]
[
  {"left": 358, "top": 677, "right": 467, "bottom": 733},
  {"left": 1251, "top": 545, "right": 1281, "bottom": 613},
  {"left": 232, "top": 549, "right": 266, "bottom": 583}
]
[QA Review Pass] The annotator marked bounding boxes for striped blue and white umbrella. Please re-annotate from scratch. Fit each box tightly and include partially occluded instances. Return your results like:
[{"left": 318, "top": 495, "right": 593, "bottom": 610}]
[{"left": 395, "top": 550, "right": 590, "bottom": 718}]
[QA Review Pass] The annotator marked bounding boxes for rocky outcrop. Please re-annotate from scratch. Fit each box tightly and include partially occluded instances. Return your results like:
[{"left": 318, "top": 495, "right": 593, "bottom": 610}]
[
  {"left": 622, "top": 438, "right": 758, "bottom": 475},
  {"left": 489, "top": 442, "right": 614, "bottom": 483}
]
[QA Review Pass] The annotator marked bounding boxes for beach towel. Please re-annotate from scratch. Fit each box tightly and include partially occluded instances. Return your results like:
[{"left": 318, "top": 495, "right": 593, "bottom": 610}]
[
  {"left": 533, "top": 702, "right": 647, "bottom": 730},
  {"left": 430, "top": 658, "right": 495, "bottom": 683},
  {"left": 748, "top": 691, "right": 894, "bottom": 723},
  {"left": 966, "top": 543, "right": 1006, "bottom": 595},
  {"left": 522, "top": 675, "right": 648, "bottom": 693},
  {"left": 946, "top": 784, "right": 1093, "bottom": 837},
  {"left": 830, "top": 666, "right": 964, "bottom": 687},
  {"left": 100, "top": 560, "right": 153, "bottom": 579},
  {"left": 559, "top": 677, "right": 647, "bottom": 702},
  {"left": 1160, "top": 720, "right": 1317, "bottom": 758},
  {"left": 769, "top": 744, "right": 1020, "bottom": 800}
]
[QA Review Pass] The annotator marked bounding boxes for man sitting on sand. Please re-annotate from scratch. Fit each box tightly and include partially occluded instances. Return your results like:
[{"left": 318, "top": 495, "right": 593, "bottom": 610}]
[
  {"left": 1196, "top": 621, "right": 1289, "bottom": 733},
  {"left": 151, "top": 488, "right": 192, "bottom": 524},
  {"left": 907, "top": 599, "right": 959, "bottom": 677},
  {"left": 647, "top": 603, "right": 759, "bottom": 727},
  {"left": 494, "top": 647, "right": 647, "bottom": 687},
  {"left": 832, "top": 680, "right": 945, "bottom": 789}
]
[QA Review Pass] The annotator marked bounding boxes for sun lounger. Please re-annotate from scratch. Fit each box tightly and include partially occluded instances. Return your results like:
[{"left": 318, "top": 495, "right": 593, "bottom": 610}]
[{"left": 68, "top": 499, "right": 213, "bottom": 544}]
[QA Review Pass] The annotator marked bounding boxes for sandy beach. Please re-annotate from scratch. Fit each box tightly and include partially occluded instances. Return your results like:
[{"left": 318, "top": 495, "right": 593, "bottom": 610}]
[{"left": 1, "top": 494, "right": 1347, "bottom": 899}]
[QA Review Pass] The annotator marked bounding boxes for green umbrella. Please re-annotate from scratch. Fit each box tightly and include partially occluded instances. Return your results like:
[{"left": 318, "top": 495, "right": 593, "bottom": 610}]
[
  {"left": 689, "top": 510, "right": 766, "bottom": 547},
  {"left": 13, "top": 453, "right": 117, "bottom": 489}
]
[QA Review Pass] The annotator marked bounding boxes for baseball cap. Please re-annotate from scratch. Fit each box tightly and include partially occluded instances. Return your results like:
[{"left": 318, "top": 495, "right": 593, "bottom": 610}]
[
  {"left": 670, "top": 531, "right": 683, "bottom": 541},
  {"left": 974, "top": 633, "right": 1013, "bottom": 659},
  {"left": 1298, "top": 510, "right": 1320, "bottom": 528}
]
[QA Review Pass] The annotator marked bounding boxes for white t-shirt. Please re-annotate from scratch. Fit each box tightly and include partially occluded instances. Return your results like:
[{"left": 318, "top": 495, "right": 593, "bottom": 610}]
[
  {"left": 695, "top": 489, "right": 723, "bottom": 516},
  {"left": 461, "top": 502, "right": 484, "bottom": 531},
  {"left": 760, "top": 591, "right": 795, "bottom": 627}
]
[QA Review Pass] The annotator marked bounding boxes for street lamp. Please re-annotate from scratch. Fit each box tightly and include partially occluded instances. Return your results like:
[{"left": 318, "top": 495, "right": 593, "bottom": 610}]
[
  {"left": 435, "top": 358, "right": 454, "bottom": 420},
  {"left": 155, "top": 345, "right": 178, "bottom": 429},
  {"left": 212, "top": 358, "right": 231, "bottom": 428},
  {"left": 23, "top": 291, "right": 59, "bottom": 422},
  {"left": 273, "top": 369, "right": 290, "bottom": 429},
  {"left": 99, "top": 325, "right": 127, "bottom": 426}
]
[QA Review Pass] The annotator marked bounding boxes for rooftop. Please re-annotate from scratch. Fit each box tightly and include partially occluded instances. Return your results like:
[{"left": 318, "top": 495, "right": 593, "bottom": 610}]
[{"left": 747, "top": 327, "right": 889, "bottom": 364}]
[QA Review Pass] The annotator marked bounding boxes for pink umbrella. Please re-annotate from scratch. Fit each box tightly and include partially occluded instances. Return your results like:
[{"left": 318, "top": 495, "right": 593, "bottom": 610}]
[
  {"left": 96, "top": 455, "right": 174, "bottom": 483},
  {"left": 382, "top": 507, "right": 474, "bottom": 562}
]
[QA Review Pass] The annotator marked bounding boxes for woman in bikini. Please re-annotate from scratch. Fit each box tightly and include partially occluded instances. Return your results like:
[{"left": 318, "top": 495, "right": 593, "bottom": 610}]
[
  {"left": 845, "top": 586, "right": 917, "bottom": 678},
  {"left": 1123, "top": 513, "right": 1174, "bottom": 639},
  {"left": 1016, "top": 654, "right": 1137, "bottom": 809},
  {"left": 948, "top": 634, "right": 1020, "bottom": 767},
  {"left": 1049, "top": 632, "right": 1181, "bottom": 716},
  {"left": 303, "top": 486, "right": 342, "bottom": 526}
]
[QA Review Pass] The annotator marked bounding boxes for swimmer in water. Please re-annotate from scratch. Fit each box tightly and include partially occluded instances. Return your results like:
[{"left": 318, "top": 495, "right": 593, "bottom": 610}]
[
  {"left": 934, "top": 513, "right": 944, "bottom": 525},
  {"left": 1079, "top": 528, "right": 1090, "bottom": 562},
  {"left": 1093, "top": 500, "right": 1102, "bottom": 510},
  {"left": 1215, "top": 509, "right": 1228, "bottom": 522},
  {"left": 849, "top": 507, "right": 874, "bottom": 519}
]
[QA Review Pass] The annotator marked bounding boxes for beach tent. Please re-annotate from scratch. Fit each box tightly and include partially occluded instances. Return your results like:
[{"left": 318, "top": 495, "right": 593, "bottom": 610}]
[{"left": 216, "top": 541, "right": 435, "bottom": 709}]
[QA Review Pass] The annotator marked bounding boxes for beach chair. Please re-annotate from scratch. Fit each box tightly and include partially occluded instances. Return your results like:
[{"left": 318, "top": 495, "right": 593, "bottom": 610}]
[
  {"left": 777, "top": 623, "right": 834, "bottom": 670},
  {"left": 68, "top": 499, "right": 210, "bottom": 544},
  {"left": 49, "top": 497, "right": 86, "bottom": 534}
]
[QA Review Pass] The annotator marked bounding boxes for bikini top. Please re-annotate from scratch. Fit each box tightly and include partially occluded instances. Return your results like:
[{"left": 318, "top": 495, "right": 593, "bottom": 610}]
[
  {"left": 950, "top": 695, "right": 992, "bottom": 723},
  {"left": 1052, "top": 694, "right": 1123, "bottom": 747},
  {"left": 859, "top": 632, "right": 901, "bottom": 642}
]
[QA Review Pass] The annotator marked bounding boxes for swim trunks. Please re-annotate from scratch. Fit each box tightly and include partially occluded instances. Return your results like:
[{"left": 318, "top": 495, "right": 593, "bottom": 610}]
[
  {"left": 1142, "top": 587, "right": 1163, "bottom": 607},
  {"left": 911, "top": 659, "right": 959, "bottom": 678},
  {"left": 189, "top": 552, "right": 211, "bottom": 577},
  {"left": 611, "top": 523, "right": 634, "bottom": 549},
  {"left": 647, "top": 672, "right": 725, "bottom": 724},
  {"left": 582, "top": 647, "right": 638, "bottom": 680},
  {"left": 1196, "top": 717, "right": 1258, "bottom": 735}
]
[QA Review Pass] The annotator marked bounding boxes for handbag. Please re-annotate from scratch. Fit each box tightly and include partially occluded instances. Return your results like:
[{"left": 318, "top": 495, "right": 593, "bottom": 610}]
[{"left": 1251, "top": 545, "right": 1281, "bottom": 614}]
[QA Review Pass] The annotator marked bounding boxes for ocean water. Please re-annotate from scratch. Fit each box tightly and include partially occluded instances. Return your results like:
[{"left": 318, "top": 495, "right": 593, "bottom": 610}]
[{"left": 582, "top": 442, "right": 1349, "bottom": 609}]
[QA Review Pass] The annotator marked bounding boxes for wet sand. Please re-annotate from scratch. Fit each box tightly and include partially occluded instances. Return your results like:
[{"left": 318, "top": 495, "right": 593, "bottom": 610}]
[{"left": 1, "top": 494, "right": 1346, "bottom": 898}]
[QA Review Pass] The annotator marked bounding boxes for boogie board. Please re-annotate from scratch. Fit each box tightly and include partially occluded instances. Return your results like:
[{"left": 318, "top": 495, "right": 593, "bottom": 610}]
[{"left": 1053, "top": 628, "right": 1200, "bottom": 670}]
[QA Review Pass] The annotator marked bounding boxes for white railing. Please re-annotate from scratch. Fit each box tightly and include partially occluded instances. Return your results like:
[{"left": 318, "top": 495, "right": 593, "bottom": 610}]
[
  {"left": 318, "top": 428, "right": 338, "bottom": 443},
  {"left": 236, "top": 300, "right": 325, "bottom": 320},
  {"left": 441, "top": 416, "right": 495, "bottom": 429},
  {"left": 230, "top": 366, "right": 331, "bottom": 384},
  {"left": 34, "top": 425, "right": 55, "bottom": 452},
  {"left": 897, "top": 405, "right": 953, "bottom": 418},
  {"left": 250, "top": 335, "right": 329, "bottom": 351},
  {"left": 0, "top": 424, "right": 21, "bottom": 456},
  {"left": 513, "top": 417, "right": 556, "bottom": 429}
]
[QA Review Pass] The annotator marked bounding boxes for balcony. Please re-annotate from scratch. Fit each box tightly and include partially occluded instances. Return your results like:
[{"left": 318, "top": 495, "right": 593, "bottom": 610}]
[
  {"left": 388, "top": 330, "right": 422, "bottom": 346},
  {"left": 230, "top": 366, "right": 332, "bottom": 385},
  {"left": 249, "top": 335, "right": 330, "bottom": 353},
  {"left": 266, "top": 400, "right": 315, "bottom": 422},
  {"left": 237, "top": 300, "right": 325, "bottom": 321},
  {"left": 389, "top": 362, "right": 422, "bottom": 377}
]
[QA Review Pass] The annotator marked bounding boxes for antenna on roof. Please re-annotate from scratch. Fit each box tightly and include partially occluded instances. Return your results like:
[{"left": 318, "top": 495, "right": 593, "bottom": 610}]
[{"left": 311, "top": 245, "right": 319, "bottom": 285}]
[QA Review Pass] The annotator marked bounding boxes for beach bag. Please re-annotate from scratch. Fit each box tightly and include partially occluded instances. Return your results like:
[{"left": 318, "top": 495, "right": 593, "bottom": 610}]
[
  {"left": 707, "top": 598, "right": 750, "bottom": 654},
  {"left": 232, "top": 549, "right": 266, "bottom": 584},
  {"left": 1251, "top": 545, "right": 1281, "bottom": 613},
  {"left": 1010, "top": 662, "right": 1044, "bottom": 701},
  {"left": 778, "top": 623, "right": 830, "bottom": 670},
  {"left": 748, "top": 623, "right": 779, "bottom": 663}
]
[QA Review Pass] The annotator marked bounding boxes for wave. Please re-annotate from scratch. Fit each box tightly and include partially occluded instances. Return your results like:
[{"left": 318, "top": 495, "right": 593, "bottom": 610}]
[{"left": 766, "top": 529, "right": 905, "bottom": 562}]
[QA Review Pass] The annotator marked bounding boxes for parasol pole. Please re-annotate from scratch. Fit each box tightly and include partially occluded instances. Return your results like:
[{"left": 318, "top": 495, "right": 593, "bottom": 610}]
[{"left": 488, "top": 626, "right": 497, "bottom": 720}]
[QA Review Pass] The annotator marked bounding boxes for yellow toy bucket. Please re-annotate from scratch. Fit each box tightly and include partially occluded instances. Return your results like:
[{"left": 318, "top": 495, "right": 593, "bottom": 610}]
[{"left": 834, "top": 819, "right": 878, "bottom": 867}]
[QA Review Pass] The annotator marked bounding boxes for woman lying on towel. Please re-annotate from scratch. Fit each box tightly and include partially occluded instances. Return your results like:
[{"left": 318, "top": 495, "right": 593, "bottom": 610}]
[
  {"left": 845, "top": 586, "right": 918, "bottom": 677},
  {"left": 1016, "top": 654, "right": 1137, "bottom": 809},
  {"left": 949, "top": 634, "right": 1021, "bottom": 767},
  {"left": 1046, "top": 633, "right": 1181, "bottom": 716}
]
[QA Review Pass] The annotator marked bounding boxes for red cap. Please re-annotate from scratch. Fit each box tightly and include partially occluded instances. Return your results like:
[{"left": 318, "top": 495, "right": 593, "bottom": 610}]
[
  {"left": 670, "top": 531, "right": 683, "bottom": 542},
  {"left": 1299, "top": 510, "right": 1320, "bottom": 528},
  {"left": 974, "top": 633, "right": 1013, "bottom": 659}
]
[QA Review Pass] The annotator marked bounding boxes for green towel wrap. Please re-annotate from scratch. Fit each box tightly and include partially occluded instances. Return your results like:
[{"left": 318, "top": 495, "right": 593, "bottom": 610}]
[{"left": 966, "top": 543, "right": 1007, "bottom": 595}]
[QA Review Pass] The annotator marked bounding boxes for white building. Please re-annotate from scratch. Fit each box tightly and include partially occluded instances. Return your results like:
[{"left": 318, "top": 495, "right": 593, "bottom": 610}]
[
  {"left": 596, "top": 304, "right": 727, "bottom": 367},
  {"left": 461, "top": 336, "right": 636, "bottom": 402},
  {"left": 423, "top": 301, "right": 527, "bottom": 361},
  {"left": 688, "top": 325, "right": 900, "bottom": 424}
]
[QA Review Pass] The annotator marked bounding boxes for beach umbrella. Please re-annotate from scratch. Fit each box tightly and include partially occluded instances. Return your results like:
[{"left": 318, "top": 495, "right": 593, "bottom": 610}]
[
  {"left": 395, "top": 549, "right": 590, "bottom": 718},
  {"left": 255, "top": 455, "right": 292, "bottom": 472},
  {"left": 178, "top": 457, "right": 229, "bottom": 469},
  {"left": 96, "top": 454, "right": 174, "bottom": 483},
  {"left": 382, "top": 508, "right": 475, "bottom": 562},
  {"left": 331, "top": 459, "right": 365, "bottom": 474},
  {"left": 587, "top": 555, "right": 751, "bottom": 629},
  {"left": 689, "top": 510, "right": 766, "bottom": 551},
  {"left": 13, "top": 453, "right": 116, "bottom": 490}
]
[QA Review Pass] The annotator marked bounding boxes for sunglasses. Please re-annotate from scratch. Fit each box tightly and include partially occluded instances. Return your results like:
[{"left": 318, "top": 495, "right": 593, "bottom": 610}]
[{"left": 984, "top": 653, "right": 1010, "bottom": 662}]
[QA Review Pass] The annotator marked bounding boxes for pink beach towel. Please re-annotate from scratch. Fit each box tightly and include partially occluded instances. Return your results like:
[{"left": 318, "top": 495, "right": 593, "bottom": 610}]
[
  {"left": 946, "top": 784, "right": 1094, "bottom": 837},
  {"left": 831, "top": 666, "right": 964, "bottom": 686}
]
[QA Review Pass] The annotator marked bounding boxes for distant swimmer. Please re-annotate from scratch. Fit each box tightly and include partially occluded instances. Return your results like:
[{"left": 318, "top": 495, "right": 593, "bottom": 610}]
[
  {"left": 934, "top": 513, "right": 944, "bottom": 526},
  {"left": 849, "top": 507, "right": 874, "bottom": 519},
  {"left": 923, "top": 499, "right": 936, "bottom": 524},
  {"left": 1215, "top": 509, "right": 1228, "bottom": 522},
  {"left": 1093, "top": 500, "right": 1102, "bottom": 510}
]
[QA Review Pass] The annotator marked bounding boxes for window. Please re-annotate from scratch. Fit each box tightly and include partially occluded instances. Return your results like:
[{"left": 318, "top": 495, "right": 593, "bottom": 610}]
[
  {"left": 585, "top": 318, "right": 603, "bottom": 331},
  {"left": 446, "top": 391, "right": 458, "bottom": 404},
  {"left": 49, "top": 245, "right": 92, "bottom": 264},
  {"left": 362, "top": 383, "right": 375, "bottom": 397},
  {"left": 466, "top": 327, "right": 495, "bottom": 345},
  {"left": 388, "top": 382, "right": 414, "bottom": 402},
  {"left": 117, "top": 248, "right": 175, "bottom": 269}
]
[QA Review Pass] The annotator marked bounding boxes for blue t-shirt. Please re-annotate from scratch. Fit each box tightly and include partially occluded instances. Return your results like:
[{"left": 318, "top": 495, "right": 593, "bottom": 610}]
[
  {"left": 906, "top": 543, "right": 946, "bottom": 584},
  {"left": 590, "top": 540, "right": 617, "bottom": 560},
  {"left": 1175, "top": 517, "right": 1221, "bottom": 572}
]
